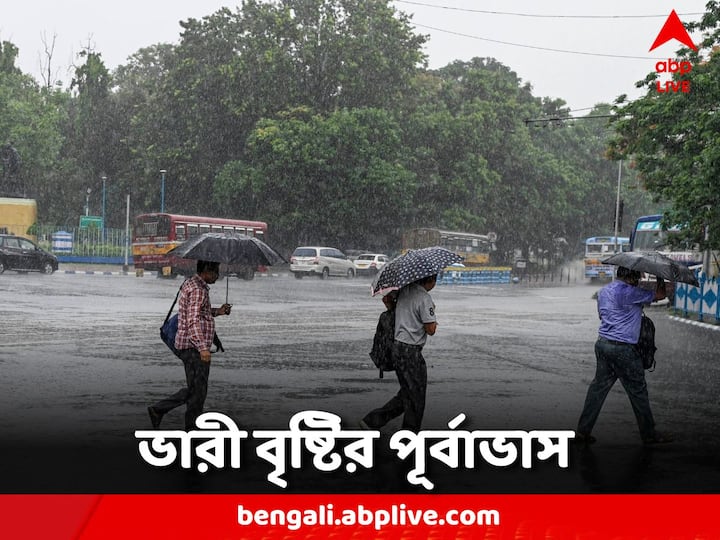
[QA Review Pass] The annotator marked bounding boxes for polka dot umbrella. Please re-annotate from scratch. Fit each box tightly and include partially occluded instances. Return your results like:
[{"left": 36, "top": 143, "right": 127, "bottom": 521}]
[{"left": 371, "top": 246, "right": 463, "bottom": 296}]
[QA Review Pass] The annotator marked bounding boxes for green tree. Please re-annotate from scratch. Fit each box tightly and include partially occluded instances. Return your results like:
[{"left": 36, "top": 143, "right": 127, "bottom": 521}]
[
  {"left": 112, "top": 44, "right": 177, "bottom": 212},
  {"left": 0, "top": 41, "right": 21, "bottom": 76},
  {"left": 0, "top": 41, "right": 66, "bottom": 221},
  {"left": 59, "top": 50, "right": 134, "bottom": 226},
  {"left": 214, "top": 107, "right": 414, "bottom": 251},
  {"left": 123, "top": 0, "right": 426, "bottom": 216},
  {"left": 414, "top": 58, "right": 574, "bottom": 261},
  {"left": 609, "top": 1, "right": 720, "bottom": 249}
]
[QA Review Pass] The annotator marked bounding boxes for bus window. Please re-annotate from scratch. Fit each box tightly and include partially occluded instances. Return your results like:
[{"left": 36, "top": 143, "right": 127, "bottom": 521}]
[
  {"left": 223, "top": 226, "right": 234, "bottom": 233},
  {"left": 256, "top": 230, "right": 265, "bottom": 239},
  {"left": 212, "top": 225, "right": 223, "bottom": 233},
  {"left": 236, "top": 227, "right": 246, "bottom": 235},
  {"left": 200, "top": 224, "right": 211, "bottom": 235},
  {"left": 187, "top": 224, "right": 199, "bottom": 237},
  {"left": 175, "top": 224, "right": 186, "bottom": 241}
]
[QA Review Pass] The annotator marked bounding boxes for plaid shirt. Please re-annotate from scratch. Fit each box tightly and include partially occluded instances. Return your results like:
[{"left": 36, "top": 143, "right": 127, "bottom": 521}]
[{"left": 174, "top": 274, "right": 215, "bottom": 352}]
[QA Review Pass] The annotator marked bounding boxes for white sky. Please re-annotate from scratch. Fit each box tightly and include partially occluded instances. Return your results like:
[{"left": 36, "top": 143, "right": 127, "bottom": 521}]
[{"left": 1, "top": 0, "right": 709, "bottom": 112}]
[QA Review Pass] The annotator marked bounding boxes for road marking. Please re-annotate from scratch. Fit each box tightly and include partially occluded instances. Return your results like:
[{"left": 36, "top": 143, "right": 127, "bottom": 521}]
[{"left": 668, "top": 315, "right": 720, "bottom": 330}]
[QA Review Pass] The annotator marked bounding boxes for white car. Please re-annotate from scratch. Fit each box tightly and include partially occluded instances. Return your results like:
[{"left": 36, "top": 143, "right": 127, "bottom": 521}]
[
  {"left": 290, "top": 246, "right": 356, "bottom": 279},
  {"left": 353, "top": 253, "right": 389, "bottom": 276}
]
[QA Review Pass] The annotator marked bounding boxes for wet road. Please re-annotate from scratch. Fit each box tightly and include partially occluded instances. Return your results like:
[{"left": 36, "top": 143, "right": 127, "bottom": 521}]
[{"left": 1, "top": 271, "right": 720, "bottom": 493}]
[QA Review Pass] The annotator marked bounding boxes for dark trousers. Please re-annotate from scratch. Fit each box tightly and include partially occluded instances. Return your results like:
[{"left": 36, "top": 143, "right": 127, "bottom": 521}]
[
  {"left": 363, "top": 341, "right": 427, "bottom": 432},
  {"left": 577, "top": 339, "right": 656, "bottom": 441},
  {"left": 152, "top": 348, "right": 210, "bottom": 430}
]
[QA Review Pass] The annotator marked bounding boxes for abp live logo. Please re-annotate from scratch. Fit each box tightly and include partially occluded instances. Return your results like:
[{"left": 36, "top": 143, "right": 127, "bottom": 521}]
[{"left": 650, "top": 9, "right": 697, "bottom": 94}]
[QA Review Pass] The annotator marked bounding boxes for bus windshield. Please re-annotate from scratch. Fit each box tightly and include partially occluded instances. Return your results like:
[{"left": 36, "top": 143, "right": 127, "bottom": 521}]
[
  {"left": 630, "top": 215, "right": 697, "bottom": 254},
  {"left": 584, "top": 236, "right": 629, "bottom": 256},
  {"left": 583, "top": 236, "right": 629, "bottom": 280},
  {"left": 631, "top": 218, "right": 670, "bottom": 251},
  {"left": 133, "top": 214, "right": 172, "bottom": 238}
]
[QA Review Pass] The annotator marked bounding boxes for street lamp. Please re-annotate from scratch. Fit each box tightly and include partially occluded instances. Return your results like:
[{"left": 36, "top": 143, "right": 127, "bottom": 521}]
[
  {"left": 85, "top": 188, "right": 92, "bottom": 216},
  {"left": 160, "top": 169, "right": 167, "bottom": 213},
  {"left": 613, "top": 160, "right": 622, "bottom": 253},
  {"left": 101, "top": 175, "right": 107, "bottom": 229}
]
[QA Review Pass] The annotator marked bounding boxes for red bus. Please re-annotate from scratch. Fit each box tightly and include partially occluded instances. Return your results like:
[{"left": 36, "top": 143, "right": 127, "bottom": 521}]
[{"left": 132, "top": 213, "right": 269, "bottom": 279}]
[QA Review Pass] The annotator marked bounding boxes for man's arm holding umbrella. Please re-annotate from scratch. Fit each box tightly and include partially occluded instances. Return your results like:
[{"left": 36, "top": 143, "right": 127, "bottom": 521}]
[
  {"left": 187, "top": 289, "right": 232, "bottom": 363},
  {"left": 652, "top": 276, "right": 667, "bottom": 302},
  {"left": 212, "top": 304, "right": 232, "bottom": 317}
]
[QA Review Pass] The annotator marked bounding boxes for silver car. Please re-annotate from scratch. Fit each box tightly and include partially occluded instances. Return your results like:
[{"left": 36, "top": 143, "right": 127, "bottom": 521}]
[
  {"left": 290, "top": 246, "right": 356, "bottom": 279},
  {"left": 353, "top": 253, "right": 389, "bottom": 276}
]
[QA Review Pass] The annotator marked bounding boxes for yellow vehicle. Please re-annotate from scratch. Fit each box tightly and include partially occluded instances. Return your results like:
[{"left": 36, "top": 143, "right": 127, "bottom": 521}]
[
  {"left": 0, "top": 197, "right": 37, "bottom": 240},
  {"left": 401, "top": 228, "right": 496, "bottom": 266}
]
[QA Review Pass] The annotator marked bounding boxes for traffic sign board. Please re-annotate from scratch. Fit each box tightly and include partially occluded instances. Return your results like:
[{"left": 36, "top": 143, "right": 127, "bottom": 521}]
[{"left": 79, "top": 216, "right": 103, "bottom": 229}]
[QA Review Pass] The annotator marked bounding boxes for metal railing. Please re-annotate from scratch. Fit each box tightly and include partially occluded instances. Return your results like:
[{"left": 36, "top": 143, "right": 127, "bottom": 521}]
[{"left": 35, "top": 224, "right": 130, "bottom": 258}]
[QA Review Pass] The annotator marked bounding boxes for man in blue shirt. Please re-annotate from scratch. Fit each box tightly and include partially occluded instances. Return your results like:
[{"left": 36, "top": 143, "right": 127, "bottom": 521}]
[{"left": 576, "top": 266, "right": 671, "bottom": 445}]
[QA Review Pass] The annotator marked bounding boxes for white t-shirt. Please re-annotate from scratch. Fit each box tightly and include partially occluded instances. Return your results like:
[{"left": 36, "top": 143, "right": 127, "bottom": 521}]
[{"left": 394, "top": 283, "right": 436, "bottom": 346}]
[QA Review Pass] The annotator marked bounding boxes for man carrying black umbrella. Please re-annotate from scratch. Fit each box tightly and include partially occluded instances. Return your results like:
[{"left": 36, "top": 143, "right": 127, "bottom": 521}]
[
  {"left": 148, "top": 260, "right": 232, "bottom": 430},
  {"left": 361, "top": 274, "right": 438, "bottom": 433},
  {"left": 576, "top": 266, "right": 672, "bottom": 445}
]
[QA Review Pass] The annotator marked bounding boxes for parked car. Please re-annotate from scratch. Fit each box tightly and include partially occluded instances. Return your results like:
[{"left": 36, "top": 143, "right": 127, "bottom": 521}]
[
  {"left": 290, "top": 246, "right": 356, "bottom": 279},
  {"left": 0, "top": 234, "right": 59, "bottom": 274},
  {"left": 353, "top": 253, "right": 389, "bottom": 276},
  {"left": 344, "top": 249, "right": 368, "bottom": 260}
]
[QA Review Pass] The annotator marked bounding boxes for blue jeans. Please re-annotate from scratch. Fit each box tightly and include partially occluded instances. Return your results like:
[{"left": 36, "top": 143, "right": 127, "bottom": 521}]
[{"left": 577, "top": 339, "right": 656, "bottom": 441}]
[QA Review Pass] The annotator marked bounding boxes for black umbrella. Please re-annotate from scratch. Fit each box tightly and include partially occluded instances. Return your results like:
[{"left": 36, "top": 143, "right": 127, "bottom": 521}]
[
  {"left": 371, "top": 246, "right": 463, "bottom": 296},
  {"left": 602, "top": 250, "right": 699, "bottom": 287},
  {"left": 167, "top": 232, "right": 286, "bottom": 301}
]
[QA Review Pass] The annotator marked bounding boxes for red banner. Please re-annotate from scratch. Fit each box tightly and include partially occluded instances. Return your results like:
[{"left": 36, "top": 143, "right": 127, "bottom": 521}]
[{"left": 2, "top": 494, "right": 719, "bottom": 539}]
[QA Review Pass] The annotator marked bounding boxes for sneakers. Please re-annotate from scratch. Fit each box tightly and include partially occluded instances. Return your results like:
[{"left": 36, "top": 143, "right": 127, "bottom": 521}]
[
  {"left": 574, "top": 432, "right": 597, "bottom": 445},
  {"left": 148, "top": 406, "right": 163, "bottom": 429},
  {"left": 643, "top": 431, "right": 674, "bottom": 445}
]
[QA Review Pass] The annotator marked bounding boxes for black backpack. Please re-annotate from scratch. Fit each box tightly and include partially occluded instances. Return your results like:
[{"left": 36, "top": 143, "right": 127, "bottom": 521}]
[
  {"left": 636, "top": 313, "right": 657, "bottom": 371},
  {"left": 369, "top": 310, "right": 395, "bottom": 378}
]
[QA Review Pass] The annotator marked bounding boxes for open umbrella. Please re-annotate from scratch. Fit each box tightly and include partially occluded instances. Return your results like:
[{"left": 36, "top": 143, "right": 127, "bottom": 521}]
[
  {"left": 371, "top": 246, "right": 463, "bottom": 296},
  {"left": 167, "top": 232, "right": 286, "bottom": 301},
  {"left": 602, "top": 250, "right": 699, "bottom": 287}
]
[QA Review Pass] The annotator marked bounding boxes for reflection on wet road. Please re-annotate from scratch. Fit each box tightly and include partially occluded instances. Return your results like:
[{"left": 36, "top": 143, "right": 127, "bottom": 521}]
[{"left": 1, "top": 272, "right": 719, "bottom": 493}]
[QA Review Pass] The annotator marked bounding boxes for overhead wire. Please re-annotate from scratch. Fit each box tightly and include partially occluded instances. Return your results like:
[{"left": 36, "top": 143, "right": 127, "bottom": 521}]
[
  {"left": 411, "top": 23, "right": 663, "bottom": 60},
  {"left": 396, "top": 1, "right": 702, "bottom": 60},
  {"left": 394, "top": 1, "right": 703, "bottom": 19},
  {"left": 393, "top": 1, "right": 704, "bottom": 108}
]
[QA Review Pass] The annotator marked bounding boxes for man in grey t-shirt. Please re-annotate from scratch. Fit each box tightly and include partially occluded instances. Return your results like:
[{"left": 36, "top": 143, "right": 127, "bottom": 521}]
[{"left": 361, "top": 274, "right": 437, "bottom": 432}]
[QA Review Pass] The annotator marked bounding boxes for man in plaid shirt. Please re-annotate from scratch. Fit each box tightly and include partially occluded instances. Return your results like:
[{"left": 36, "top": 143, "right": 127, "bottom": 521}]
[{"left": 148, "top": 260, "right": 232, "bottom": 430}]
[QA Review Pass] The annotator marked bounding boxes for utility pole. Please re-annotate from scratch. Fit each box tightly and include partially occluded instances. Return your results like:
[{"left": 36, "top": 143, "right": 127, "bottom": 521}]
[{"left": 614, "top": 161, "right": 622, "bottom": 253}]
